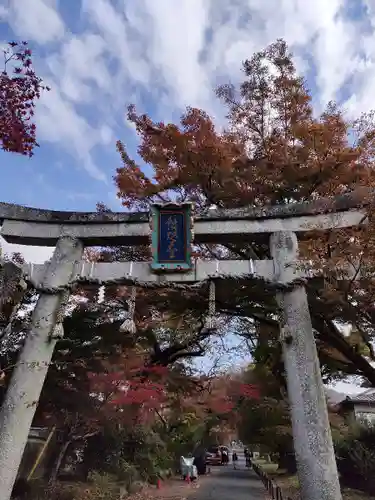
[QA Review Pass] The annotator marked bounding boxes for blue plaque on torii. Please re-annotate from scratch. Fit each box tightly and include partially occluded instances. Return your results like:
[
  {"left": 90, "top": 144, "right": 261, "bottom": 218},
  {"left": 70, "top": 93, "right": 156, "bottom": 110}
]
[{"left": 150, "top": 203, "right": 193, "bottom": 272}]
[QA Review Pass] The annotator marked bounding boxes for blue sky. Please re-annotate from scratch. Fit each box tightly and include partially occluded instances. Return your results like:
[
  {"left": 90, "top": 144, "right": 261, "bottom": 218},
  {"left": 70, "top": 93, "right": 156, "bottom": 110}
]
[
  {"left": 1, "top": 0, "right": 375, "bottom": 393},
  {"left": 1, "top": 0, "right": 374, "bottom": 221}
]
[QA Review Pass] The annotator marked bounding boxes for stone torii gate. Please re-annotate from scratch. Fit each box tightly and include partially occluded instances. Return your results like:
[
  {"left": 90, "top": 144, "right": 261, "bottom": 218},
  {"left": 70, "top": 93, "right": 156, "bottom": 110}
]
[{"left": 0, "top": 192, "right": 370, "bottom": 500}]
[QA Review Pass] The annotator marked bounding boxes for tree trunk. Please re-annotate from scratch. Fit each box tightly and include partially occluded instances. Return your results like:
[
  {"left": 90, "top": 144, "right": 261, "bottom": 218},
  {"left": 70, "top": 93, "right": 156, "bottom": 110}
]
[{"left": 49, "top": 440, "right": 71, "bottom": 483}]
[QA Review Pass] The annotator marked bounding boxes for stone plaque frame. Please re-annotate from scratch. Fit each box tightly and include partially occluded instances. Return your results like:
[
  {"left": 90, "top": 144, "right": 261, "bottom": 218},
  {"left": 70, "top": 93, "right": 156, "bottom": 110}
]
[{"left": 150, "top": 202, "right": 193, "bottom": 273}]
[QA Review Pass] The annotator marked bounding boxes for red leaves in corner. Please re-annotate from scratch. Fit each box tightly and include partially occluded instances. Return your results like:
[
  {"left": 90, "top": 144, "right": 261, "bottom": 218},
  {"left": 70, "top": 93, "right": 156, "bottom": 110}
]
[{"left": 0, "top": 41, "right": 49, "bottom": 157}]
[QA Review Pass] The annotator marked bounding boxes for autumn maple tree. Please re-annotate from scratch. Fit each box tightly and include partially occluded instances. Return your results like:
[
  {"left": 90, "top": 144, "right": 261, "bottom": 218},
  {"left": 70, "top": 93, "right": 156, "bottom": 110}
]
[
  {"left": 0, "top": 41, "right": 48, "bottom": 156},
  {"left": 18, "top": 282, "right": 232, "bottom": 481},
  {"left": 115, "top": 39, "right": 375, "bottom": 387},
  {"left": 116, "top": 40, "right": 375, "bottom": 208}
]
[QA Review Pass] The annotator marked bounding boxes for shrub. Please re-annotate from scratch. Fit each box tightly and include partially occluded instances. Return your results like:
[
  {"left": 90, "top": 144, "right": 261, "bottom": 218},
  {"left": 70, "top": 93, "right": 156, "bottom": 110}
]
[
  {"left": 83, "top": 425, "right": 172, "bottom": 485},
  {"left": 115, "top": 459, "right": 139, "bottom": 486},
  {"left": 28, "top": 482, "right": 75, "bottom": 500},
  {"left": 28, "top": 473, "right": 120, "bottom": 500},
  {"left": 335, "top": 424, "right": 375, "bottom": 495}
]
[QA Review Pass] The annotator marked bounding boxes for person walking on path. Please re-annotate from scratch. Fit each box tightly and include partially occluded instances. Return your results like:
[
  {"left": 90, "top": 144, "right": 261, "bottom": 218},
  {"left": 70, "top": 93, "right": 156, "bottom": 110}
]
[
  {"left": 244, "top": 448, "right": 251, "bottom": 468},
  {"left": 232, "top": 451, "right": 238, "bottom": 470},
  {"left": 221, "top": 448, "right": 228, "bottom": 465}
]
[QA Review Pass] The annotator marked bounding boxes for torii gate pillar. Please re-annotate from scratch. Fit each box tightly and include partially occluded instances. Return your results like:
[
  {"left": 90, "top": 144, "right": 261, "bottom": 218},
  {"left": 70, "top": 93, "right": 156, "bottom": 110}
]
[
  {"left": 270, "top": 231, "right": 342, "bottom": 500},
  {"left": 0, "top": 236, "right": 83, "bottom": 500}
]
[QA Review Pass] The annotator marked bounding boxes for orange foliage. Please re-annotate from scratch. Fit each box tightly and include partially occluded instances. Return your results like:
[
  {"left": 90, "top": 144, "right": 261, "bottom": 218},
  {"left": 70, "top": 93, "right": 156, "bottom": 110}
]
[
  {"left": 116, "top": 40, "right": 375, "bottom": 212},
  {"left": 114, "top": 40, "right": 375, "bottom": 375}
]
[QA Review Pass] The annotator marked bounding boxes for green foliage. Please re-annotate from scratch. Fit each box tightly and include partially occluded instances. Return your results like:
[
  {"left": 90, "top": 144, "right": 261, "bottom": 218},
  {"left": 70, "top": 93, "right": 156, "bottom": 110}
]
[
  {"left": 335, "top": 424, "right": 375, "bottom": 494},
  {"left": 165, "top": 417, "right": 203, "bottom": 455},
  {"left": 237, "top": 364, "right": 292, "bottom": 452},
  {"left": 83, "top": 425, "right": 172, "bottom": 485}
]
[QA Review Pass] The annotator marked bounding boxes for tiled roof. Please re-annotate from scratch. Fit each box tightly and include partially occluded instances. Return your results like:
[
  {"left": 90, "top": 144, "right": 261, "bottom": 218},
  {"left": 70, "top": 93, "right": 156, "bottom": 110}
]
[{"left": 344, "top": 389, "right": 375, "bottom": 404}]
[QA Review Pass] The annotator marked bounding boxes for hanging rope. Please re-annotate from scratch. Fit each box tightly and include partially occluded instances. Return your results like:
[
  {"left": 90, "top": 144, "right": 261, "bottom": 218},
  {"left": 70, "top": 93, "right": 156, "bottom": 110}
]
[
  {"left": 50, "top": 289, "right": 70, "bottom": 340},
  {"left": 203, "top": 280, "right": 219, "bottom": 332},
  {"left": 120, "top": 285, "right": 137, "bottom": 334},
  {"left": 97, "top": 285, "right": 105, "bottom": 304}
]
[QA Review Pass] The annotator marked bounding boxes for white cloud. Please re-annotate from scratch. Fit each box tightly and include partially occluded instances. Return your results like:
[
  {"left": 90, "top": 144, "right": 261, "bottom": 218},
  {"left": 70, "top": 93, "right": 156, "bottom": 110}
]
[
  {"left": 99, "top": 124, "right": 114, "bottom": 145},
  {"left": 0, "top": 5, "right": 8, "bottom": 20},
  {"left": 1, "top": 1, "right": 374, "bottom": 207},
  {"left": 0, "top": 237, "right": 53, "bottom": 264},
  {"left": 141, "top": 0, "right": 210, "bottom": 109},
  {"left": 6, "top": 0, "right": 65, "bottom": 44},
  {"left": 4, "top": 0, "right": 375, "bottom": 185},
  {"left": 82, "top": 0, "right": 152, "bottom": 88},
  {"left": 47, "top": 33, "right": 111, "bottom": 103},
  {"left": 35, "top": 83, "right": 108, "bottom": 182}
]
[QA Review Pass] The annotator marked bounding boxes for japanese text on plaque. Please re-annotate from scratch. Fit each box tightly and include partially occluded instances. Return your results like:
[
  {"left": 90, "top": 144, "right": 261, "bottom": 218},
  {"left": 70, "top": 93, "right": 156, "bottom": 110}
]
[{"left": 166, "top": 215, "right": 178, "bottom": 259}]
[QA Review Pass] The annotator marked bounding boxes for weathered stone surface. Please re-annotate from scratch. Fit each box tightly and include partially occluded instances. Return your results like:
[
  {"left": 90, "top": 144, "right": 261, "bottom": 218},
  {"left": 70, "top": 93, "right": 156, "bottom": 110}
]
[
  {"left": 21, "top": 258, "right": 361, "bottom": 288},
  {"left": 0, "top": 202, "right": 149, "bottom": 224},
  {"left": 200, "top": 187, "right": 373, "bottom": 220},
  {"left": 0, "top": 186, "right": 371, "bottom": 224},
  {"left": 0, "top": 236, "right": 84, "bottom": 500},
  {"left": 270, "top": 231, "right": 342, "bottom": 500},
  {"left": 0, "top": 208, "right": 367, "bottom": 246}
]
